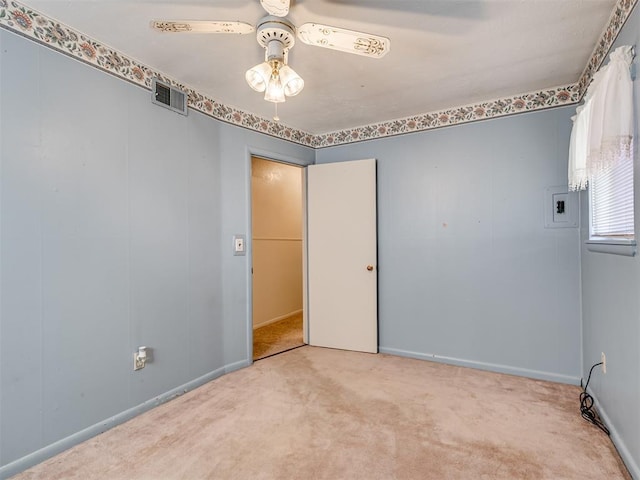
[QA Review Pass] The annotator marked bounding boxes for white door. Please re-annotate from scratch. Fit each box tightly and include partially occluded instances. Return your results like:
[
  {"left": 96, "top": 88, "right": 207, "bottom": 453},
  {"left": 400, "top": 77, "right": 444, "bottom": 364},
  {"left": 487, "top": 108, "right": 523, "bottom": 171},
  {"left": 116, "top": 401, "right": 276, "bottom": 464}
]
[{"left": 307, "top": 159, "right": 377, "bottom": 353}]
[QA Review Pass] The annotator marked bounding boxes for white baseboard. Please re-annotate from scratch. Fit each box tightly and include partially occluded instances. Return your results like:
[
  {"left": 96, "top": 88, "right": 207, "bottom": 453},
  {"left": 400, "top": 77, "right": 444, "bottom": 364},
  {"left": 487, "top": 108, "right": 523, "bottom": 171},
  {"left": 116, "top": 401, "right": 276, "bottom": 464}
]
[
  {"left": 586, "top": 386, "right": 639, "bottom": 479},
  {"left": 378, "top": 347, "right": 581, "bottom": 385},
  {"left": 379, "top": 347, "right": 637, "bottom": 477},
  {"left": 0, "top": 360, "right": 250, "bottom": 480},
  {"left": 253, "top": 309, "right": 302, "bottom": 330}
]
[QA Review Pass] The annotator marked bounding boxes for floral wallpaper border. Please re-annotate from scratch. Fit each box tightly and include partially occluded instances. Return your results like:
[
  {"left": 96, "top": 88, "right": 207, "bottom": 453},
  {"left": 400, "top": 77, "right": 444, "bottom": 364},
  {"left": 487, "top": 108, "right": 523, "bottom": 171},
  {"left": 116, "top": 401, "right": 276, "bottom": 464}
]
[
  {"left": 0, "top": 0, "right": 316, "bottom": 147},
  {"left": 312, "top": 85, "right": 578, "bottom": 147},
  {"left": 0, "top": 0, "right": 634, "bottom": 148},
  {"left": 577, "top": 0, "right": 638, "bottom": 99}
]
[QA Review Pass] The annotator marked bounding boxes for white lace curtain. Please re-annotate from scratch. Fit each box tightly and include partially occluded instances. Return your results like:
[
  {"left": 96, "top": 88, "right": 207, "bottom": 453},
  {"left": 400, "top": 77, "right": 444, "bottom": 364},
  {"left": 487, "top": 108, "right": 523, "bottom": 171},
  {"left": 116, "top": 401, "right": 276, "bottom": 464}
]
[{"left": 568, "top": 45, "right": 634, "bottom": 191}]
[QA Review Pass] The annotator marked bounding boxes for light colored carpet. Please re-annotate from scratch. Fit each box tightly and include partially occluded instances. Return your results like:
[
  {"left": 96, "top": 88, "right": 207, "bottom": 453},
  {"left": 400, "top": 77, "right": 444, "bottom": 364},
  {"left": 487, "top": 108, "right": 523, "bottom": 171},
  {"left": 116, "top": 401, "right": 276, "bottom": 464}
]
[
  {"left": 253, "top": 313, "right": 304, "bottom": 360},
  {"left": 11, "top": 346, "right": 630, "bottom": 480}
]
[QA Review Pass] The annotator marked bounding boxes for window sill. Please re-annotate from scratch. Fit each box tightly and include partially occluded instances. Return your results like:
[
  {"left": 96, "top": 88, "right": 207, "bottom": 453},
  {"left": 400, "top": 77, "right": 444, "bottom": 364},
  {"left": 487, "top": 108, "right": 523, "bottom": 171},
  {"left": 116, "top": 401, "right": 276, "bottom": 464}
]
[{"left": 585, "top": 238, "right": 637, "bottom": 256}]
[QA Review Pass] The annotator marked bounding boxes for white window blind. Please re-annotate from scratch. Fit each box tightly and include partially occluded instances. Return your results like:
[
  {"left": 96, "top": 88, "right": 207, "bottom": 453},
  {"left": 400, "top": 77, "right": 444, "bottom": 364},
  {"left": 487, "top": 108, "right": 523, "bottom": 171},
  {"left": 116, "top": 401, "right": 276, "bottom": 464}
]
[
  {"left": 567, "top": 45, "right": 636, "bottom": 248},
  {"left": 590, "top": 157, "right": 634, "bottom": 238}
]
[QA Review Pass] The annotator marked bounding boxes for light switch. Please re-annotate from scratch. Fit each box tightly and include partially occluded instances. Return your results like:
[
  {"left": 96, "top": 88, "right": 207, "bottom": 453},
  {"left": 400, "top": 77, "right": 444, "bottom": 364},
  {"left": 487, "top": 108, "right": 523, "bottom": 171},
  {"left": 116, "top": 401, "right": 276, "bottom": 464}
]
[{"left": 233, "top": 235, "right": 246, "bottom": 256}]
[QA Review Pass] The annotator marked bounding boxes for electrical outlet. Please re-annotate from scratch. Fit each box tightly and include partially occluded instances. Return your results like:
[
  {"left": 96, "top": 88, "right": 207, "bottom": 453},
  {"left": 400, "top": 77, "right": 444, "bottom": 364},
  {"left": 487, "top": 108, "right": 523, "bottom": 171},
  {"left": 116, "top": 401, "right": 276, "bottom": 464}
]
[
  {"left": 133, "top": 353, "right": 145, "bottom": 371},
  {"left": 601, "top": 352, "right": 606, "bottom": 374},
  {"left": 133, "top": 346, "right": 148, "bottom": 371}
]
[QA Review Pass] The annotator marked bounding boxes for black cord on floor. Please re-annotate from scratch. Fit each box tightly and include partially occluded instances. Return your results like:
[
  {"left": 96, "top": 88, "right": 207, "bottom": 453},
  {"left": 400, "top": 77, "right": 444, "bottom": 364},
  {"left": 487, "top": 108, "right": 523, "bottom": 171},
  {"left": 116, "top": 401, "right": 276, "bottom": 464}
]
[{"left": 579, "top": 362, "right": 610, "bottom": 435}]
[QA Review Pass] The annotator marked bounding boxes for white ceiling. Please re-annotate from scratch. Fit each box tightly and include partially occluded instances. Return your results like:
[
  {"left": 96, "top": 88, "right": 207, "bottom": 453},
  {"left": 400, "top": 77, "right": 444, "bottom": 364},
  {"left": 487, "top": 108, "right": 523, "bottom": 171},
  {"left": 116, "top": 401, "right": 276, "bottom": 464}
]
[{"left": 26, "top": 0, "right": 616, "bottom": 134}]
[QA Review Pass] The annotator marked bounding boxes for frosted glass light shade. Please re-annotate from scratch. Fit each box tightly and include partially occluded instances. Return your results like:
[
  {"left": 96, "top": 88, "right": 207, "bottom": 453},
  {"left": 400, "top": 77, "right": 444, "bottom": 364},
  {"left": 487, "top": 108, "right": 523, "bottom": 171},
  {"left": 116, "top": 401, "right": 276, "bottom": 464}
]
[
  {"left": 279, "top": 65, "right": 304, "bottom": 97},
  {"left": 245, "top": 62, "right": 272, "bottom": 92},
  {"left": 264, "top": 75, "right": 286, "bottom": 103}
]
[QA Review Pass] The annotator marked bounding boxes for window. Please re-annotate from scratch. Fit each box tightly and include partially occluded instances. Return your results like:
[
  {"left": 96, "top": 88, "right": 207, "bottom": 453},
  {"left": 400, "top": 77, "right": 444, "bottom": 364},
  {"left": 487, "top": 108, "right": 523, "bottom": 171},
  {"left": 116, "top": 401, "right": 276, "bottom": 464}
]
[{"left": 568, "top": 45, "right": 636, "bottom": 255}]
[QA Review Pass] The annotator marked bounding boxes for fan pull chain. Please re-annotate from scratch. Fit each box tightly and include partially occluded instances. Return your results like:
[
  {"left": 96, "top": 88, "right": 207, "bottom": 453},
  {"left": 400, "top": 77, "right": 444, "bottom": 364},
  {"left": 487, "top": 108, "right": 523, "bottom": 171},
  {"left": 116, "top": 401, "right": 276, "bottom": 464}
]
[{"left": 273, "top": 103, "right": 280, "bottom": 122}]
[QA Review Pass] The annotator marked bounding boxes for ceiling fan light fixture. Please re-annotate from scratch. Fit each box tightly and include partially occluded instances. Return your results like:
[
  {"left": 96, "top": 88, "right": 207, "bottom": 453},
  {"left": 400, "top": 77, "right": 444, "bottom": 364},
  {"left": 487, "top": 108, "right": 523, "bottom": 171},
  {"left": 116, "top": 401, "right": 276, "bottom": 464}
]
[
  {"left": 245, "top": 61, "right": 272, "bottom": 92},
  {"left": 153, "top": 2, "right": 392, "bottom": 113},
  {"left": 264, "top": 74, "right": 286, "bottom": 103},
  {"left": 279, "top": 65, "right": 304, "bottom": 97}
]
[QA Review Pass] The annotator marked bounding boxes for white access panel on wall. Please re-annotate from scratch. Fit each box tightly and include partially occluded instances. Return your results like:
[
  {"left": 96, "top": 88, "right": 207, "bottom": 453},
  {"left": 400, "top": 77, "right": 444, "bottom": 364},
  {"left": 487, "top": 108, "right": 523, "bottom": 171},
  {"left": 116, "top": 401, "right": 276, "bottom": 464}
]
[
  {"left": 544, "top": 186, "right": 578, "bottom": 228},
  {"left": 306, "top": 159, "right": 378, "bottom": 353}
]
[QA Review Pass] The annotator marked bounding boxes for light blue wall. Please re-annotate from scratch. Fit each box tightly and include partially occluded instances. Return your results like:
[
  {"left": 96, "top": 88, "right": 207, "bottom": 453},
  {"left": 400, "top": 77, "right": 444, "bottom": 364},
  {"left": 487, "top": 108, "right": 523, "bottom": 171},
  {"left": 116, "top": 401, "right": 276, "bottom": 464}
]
[
  {"left": 580, "top": 5, "right": 640, "bottom": 478},
  {"left": 0, "top": 29, "right": 313, "bottom": 474},
  {"left": 316, "top": 107, "right": 582, "bottom": 384},
  {"left": 218, "top": 122, "right": 314, "bottom": 367}
]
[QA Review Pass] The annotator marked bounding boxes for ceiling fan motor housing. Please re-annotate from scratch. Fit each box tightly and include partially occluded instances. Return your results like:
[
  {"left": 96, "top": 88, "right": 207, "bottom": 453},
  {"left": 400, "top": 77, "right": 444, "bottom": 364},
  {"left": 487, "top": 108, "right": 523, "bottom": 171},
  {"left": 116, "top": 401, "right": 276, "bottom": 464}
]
[{"left": 257, "top": 16, "right": 296, "bottom": 61}]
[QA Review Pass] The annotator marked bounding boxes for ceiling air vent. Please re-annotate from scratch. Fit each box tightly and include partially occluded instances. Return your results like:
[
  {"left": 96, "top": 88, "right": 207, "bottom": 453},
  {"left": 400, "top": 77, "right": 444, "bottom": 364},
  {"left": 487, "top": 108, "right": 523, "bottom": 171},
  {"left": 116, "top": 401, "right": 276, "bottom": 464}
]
[{"left": 151, "top": 78, "right": 188, "bottom": 116}]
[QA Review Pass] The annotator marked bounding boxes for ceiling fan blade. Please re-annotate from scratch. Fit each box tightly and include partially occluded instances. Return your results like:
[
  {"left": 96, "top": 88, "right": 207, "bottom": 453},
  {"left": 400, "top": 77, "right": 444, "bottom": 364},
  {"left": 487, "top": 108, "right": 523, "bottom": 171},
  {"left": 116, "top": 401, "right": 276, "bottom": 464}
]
[
  {"left": 260, "top": 0, "right": 290, "bottom": 17},
  {"left": 151, "top": 20, "right": 255, "bottom": 34},
  {"left": 297, "top": 23, "right": 390, "bottom": 58}
]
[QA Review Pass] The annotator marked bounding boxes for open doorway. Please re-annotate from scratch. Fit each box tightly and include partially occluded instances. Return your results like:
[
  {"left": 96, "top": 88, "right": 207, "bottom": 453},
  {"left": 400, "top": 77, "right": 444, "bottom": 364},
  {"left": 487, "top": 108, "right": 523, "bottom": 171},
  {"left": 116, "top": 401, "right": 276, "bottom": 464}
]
[{"left": 251, "top": 156, "right": 305, "bottom": 360}]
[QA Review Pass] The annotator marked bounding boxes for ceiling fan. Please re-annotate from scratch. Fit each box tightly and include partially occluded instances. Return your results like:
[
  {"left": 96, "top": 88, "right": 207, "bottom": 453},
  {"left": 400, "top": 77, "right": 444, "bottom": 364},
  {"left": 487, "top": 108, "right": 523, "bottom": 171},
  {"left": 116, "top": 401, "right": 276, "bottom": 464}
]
[{"left": 151, "top": 0, "right": 390, "bottom": 105}]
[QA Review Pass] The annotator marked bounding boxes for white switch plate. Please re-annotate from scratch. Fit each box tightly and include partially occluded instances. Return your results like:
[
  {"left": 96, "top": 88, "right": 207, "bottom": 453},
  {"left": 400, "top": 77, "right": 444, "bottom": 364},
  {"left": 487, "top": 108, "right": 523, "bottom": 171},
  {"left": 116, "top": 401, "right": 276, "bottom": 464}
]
[
  {"left": 544, "top": 186, "right": 578, "bottom": 228},
  {"left": 233, "top": 234, "right": 246, "bottom": 256}
]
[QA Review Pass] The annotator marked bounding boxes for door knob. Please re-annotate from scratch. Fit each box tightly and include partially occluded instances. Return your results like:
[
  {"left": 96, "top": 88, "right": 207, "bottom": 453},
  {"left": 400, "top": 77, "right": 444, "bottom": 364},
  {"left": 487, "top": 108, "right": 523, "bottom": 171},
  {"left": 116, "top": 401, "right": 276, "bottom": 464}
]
[{"left": 367, "top": 265, "right": 374, "bottom": 271}]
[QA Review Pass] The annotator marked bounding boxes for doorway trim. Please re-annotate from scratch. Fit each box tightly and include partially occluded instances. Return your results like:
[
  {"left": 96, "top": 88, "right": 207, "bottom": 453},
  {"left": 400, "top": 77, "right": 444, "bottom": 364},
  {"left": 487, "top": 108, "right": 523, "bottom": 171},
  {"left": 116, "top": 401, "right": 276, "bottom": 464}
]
[{"left": 245, "top": 146, "right": 311, "bottom": 364}]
